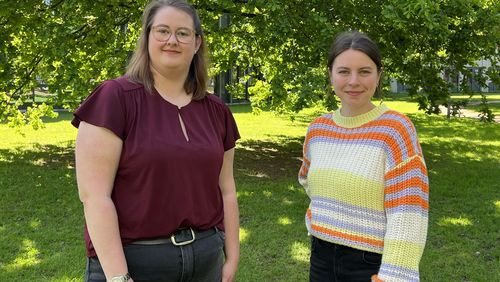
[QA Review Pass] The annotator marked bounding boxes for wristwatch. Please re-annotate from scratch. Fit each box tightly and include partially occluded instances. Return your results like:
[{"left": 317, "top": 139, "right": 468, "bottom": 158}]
[{"left": 110, "top": 273, "right": 131, "bottom": 282}]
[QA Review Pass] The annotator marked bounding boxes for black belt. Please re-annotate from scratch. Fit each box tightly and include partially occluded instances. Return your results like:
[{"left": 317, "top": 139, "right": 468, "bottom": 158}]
[{"left": 131, "top": 227, "right": 217, "bottom": 246}]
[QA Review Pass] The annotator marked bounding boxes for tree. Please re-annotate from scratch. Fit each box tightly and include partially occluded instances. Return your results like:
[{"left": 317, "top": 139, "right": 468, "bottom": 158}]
[{"left": 1, "top": 0, "right": 498, "bottom": 128}]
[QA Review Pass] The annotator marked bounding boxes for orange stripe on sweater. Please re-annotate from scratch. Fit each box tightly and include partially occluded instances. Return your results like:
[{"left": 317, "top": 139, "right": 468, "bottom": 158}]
[
  {"left": 385, "top": 156, "right": 427, "bottom": 180},
  {"left": 316, "top": 113, "right": 417, "bottom": 157},
  {"left": 305, "top": 128, "right": 404, "bottom": 164},
  {"left": 311, "top": 224, "right": 385, "bottom": 248},
  {"left": 385, "top": 195, "right": 428, "bottom": 210},
  {"left": 385, "top": 178, "right": 429, "bottom": 194}
]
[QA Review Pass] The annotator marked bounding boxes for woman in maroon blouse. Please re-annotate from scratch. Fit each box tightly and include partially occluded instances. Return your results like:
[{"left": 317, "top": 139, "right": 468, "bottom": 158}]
[{"left": 73, "top": 1, "right": 240, "bottom": 281}]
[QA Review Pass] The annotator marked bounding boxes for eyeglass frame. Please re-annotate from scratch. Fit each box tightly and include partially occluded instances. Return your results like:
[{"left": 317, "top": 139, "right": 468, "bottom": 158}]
[{"left": 150, "top": 25, "right": 198, "bottom": 44}]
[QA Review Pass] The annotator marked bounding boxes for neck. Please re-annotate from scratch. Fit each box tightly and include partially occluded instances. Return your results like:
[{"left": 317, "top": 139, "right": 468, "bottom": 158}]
[
  {"left": 340, "top": 103, "right": 376, "bottom": 117},
  {"left": 152, "top": 67, "right": 189, "bottom": 98}
]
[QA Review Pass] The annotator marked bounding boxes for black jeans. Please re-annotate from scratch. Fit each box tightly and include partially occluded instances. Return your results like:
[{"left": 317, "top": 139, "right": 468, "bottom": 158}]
[
  {"left": 85, "top": 229, "right": 225, "bottom": 282},
  {"left": 310, "top": 236, "right": 382, "bottom": 282}
]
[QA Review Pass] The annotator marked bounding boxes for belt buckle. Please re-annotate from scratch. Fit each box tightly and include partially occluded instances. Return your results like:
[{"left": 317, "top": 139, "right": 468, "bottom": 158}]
[{"left": 171, "top": 228, "right": 196, "bottom": 246}]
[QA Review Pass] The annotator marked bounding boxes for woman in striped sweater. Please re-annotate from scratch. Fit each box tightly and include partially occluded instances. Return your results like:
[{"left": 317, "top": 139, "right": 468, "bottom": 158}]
[{"left": 298, "top": 31, "right": 429, "bottom": 282}]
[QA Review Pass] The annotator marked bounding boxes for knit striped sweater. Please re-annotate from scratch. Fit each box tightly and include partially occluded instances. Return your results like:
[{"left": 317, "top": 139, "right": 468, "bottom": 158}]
[{"left": 299, "top": 104, "right": 429, "bottom": 282}]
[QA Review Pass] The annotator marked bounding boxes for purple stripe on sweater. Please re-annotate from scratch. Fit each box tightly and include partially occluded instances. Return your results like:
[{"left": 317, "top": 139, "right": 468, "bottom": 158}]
[
  {"left": 379, "top": 263, "right": 419, "bottom": 281},
  {"left": 312, "top": 196, "right": 386, "bottom": 222},
  {"left": 308, "top": 134, "right": 398, "bottom": 168}
]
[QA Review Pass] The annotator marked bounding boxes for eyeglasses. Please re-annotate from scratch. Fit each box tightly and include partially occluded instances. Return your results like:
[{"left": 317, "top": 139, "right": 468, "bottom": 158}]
[{"left": 151, "top": 26, "right": 197, "bottom": 44}]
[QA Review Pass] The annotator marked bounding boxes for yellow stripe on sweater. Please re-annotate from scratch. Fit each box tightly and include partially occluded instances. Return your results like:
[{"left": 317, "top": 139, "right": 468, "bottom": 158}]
[{"left": 308, "top": 169, "right": 384, "bottom": 211}]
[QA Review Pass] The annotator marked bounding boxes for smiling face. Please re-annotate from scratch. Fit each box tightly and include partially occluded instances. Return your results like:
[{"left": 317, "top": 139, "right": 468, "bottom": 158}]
[
  {"left": 148, "top": 6, "right": 201, "bottom": 74},
  {"left": 330, "top": 49, "right": 381, "bottom": 117}
]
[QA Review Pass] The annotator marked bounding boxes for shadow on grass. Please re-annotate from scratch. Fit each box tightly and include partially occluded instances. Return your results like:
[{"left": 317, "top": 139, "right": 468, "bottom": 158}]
[
  {"left": 235, "top": 136, "right": 304, "bottom": 181},
  {"left": 0, "top": 143, "right": 84, "bottom": 280}
]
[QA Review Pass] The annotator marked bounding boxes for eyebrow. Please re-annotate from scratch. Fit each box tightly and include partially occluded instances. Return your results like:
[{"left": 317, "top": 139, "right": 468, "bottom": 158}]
[
  {"left": 154, "top": 24, "right": 192, "bottom": 30},
  {"left": 335, "top": 66, "right": 374, "bottom": 70}
]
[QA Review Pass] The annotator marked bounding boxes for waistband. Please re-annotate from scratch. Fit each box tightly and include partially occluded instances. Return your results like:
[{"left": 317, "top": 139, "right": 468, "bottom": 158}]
[{"left": 131, "top": 227, "right": 218, "bottom": 246}]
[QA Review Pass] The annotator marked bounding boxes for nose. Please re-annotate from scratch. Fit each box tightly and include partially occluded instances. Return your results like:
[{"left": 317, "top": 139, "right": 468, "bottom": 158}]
[
  {"left": 348, "top": 73, "right": 360, "bottom": 85},
  {"left": 166, "top": 33, "right": 179, "bottom": 45}
]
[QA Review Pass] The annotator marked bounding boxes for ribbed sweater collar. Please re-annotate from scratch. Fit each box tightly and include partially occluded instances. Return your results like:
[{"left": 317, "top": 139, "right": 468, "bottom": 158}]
[{"left": 332, "top": 104, "right": 389, "bottom": 128}]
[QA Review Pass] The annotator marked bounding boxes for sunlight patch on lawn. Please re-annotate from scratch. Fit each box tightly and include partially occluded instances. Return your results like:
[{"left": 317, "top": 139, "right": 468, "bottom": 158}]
[
  {"left": 240, "top": 170, "right": 269, "bottom": 178},
  {"left": 262, "top": 190, "right": 272, "bottom": 198},
  {"left": 290, "top": 241, "right": 310, "bottom": 263},
  {"left": 237, "top": 191, "right": 254, "bottom": 197},
  {"left": 438, "top": 216, "right": 473, "bottom": 226},
  {"left": 32, "top": 158, "right": 47, "bottom": 166},
  {"left": 239, "top": 227, "right": 249, "bottom": 243},
  {"left": 3, "top": 239, "right": 41, "bottom": 271},
  {"left": 494, "top": 200, "right": 500, "bottom": 216},
  {"left": 278, "top": 216, "right": 292, "bottom": 225},
  {"left": 30, "top": 218, "right": 41, "bottom": 229}
]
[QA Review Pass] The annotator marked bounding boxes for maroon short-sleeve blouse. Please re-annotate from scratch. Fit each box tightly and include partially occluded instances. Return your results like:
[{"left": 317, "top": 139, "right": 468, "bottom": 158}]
[{"left": 72, "top": 76, "right": 240, "bottom": 257}]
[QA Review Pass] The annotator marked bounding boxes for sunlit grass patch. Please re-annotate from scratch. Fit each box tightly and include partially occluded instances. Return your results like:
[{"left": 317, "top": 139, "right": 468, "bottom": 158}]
[
  {"left": 438, "top": 217, "right": 473, "bottom": 227},
  {"left": 2, "top": 239, "right": 41, "bottom": 271},
  {"left": 290, "top": 241, "right": 310, "bottom": 263}
]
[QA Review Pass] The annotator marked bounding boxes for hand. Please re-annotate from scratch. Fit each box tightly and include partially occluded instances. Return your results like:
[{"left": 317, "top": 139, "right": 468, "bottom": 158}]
[{"left": 221, "top": 260, "right": 237, "bottom": 282}]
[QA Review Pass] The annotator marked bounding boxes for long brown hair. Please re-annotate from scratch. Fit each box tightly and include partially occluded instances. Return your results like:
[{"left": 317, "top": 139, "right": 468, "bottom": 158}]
[{"left": 126, "top": 0, "right": 208, "bottom": 100}]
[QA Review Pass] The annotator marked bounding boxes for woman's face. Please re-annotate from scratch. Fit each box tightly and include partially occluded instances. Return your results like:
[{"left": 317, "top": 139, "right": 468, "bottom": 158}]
[
  {"left": 330, "top": 49, "right": 381, "bottom": 117},
  {"left": 148, "top": 6, "right": 201, "bottom": 74}
]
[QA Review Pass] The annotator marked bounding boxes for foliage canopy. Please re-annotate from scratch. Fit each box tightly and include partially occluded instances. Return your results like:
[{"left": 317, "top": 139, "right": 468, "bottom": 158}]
[{"left": 1, "top": 0, "right": 498, "bottom": 127}]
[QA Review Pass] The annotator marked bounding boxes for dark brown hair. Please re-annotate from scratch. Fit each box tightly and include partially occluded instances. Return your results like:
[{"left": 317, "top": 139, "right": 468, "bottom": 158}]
[
  {"left": 327, "top": 31, "right": 382, "bottom": 96},
  {"left": 126, "top": 0, "right": 208, "bottom": 100}
]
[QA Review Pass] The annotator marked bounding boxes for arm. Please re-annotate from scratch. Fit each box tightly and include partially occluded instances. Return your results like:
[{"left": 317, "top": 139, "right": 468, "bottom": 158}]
[
  {"left": 75, "top": 121, "right": 132, "bottom": 281},
  {"left": 375, "top": 154, "right": 429, "bottom": 282},
  {"left": 218, "top": 148, "right": 239, "bottom": 282}
]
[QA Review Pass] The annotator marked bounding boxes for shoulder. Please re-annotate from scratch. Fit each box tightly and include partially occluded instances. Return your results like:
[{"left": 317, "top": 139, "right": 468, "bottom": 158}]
[
  {"left": 308, "top": 112, "right": 334, "bottom": 128},
  {"left": 99, "top": 76, "right": 144, "bottom": 93},
  {"left": 201, "top": 93, "right": 232, "bottom": 113},
  {"left": 205, "top": 93, "right": 227, "bottom": 107},
  {"left": 378, "top": 109, "right": 417, "bottom": 133}
]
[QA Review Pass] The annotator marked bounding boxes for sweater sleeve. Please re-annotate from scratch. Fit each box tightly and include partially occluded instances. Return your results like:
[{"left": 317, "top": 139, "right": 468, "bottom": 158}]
[{"left": 374, "top": 119, "right": 429, "bottom": 282}]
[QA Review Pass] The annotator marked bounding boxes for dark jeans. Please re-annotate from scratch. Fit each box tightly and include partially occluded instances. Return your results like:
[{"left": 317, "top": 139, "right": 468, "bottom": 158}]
[
  {"left": 85, "top": 229, "right": 225, "bottom": 282},
  {"left": 310, "top": 236, "right": 382, "bottom": 282}
]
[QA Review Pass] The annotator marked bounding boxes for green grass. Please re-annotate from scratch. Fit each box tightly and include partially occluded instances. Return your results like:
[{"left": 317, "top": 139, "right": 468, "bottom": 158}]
[{"left": 1, "top": 103, "right": 499, "bottom": 281}]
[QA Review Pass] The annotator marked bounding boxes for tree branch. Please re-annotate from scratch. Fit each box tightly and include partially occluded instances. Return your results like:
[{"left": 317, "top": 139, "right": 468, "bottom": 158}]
[{"left": 10, "top": 53, "right": 44, "bottom": 102}]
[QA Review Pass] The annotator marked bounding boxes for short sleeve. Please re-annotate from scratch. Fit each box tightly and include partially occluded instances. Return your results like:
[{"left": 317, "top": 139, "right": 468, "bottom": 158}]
[
  {"left": 222, "top": 104, "right": 240, "bottom": 151},
  {"left": 71, "top": 80, "right": 126, "bottom": 139}
]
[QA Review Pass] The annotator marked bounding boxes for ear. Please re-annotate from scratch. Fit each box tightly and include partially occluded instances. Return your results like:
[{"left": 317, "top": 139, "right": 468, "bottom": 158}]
[
  {"left": 377, "top": 68, "right": 383, "bottom": 85},
  {"left": 194, "top": 36, "right": 202, "bottom": 53}
]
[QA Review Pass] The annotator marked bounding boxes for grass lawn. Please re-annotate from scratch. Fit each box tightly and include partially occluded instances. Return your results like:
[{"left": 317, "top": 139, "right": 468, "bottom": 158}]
[
  {"left": 466, "top": 103, "right": 500, "bottom": 117},
  {"left": 1, "top": 102, "right": 499, "bottom": 281}
]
